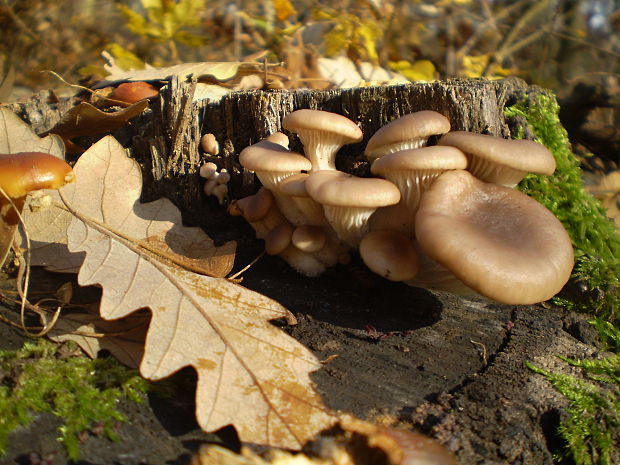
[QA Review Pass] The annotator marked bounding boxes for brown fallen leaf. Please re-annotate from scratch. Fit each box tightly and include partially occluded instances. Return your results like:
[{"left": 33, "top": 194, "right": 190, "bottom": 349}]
[
  {"left": 48, "top": 306, "right": 149, "bottom": 369},
  {"left": 98, "top": 61, "right": 262, "bottom": 87},
  {"left": 43, "top": 100, "right": 148, "bottom": 152},
  {"left": 54, "top": 135, "right": 335, "bottom": 448}
]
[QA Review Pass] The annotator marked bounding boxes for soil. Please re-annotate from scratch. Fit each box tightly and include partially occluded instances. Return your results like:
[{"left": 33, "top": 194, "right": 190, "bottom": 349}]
[{"left": 0, "top": 237, "right": 602, "bottom": 465}]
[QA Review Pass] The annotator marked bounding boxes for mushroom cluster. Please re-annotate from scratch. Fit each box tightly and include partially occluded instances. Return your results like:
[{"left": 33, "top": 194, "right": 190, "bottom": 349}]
[{"left": 231, "top": 109, "right": 574, "bottom": 305}]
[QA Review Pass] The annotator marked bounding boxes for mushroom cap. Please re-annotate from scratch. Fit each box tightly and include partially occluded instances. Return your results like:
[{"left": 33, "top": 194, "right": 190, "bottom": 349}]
[
  {"left": 282, "top": 109, "right": 363, "bottom": 144},
  {"left": 360, "top": 230, "right": 419, "bottom": 281},
  {"left": 200, "top": 133, "right": 220, "bottom": 155},
  {"left": 199, "top": 162, "right": 218, "bottom": 179},
  {"left": 279, "top": 172, "right": 310, "bottom": 197},
  {"left": 371, "top": 145, "right": 468, "bottom": 173},
  {"left": 306, "top": 170, "right": 400, "bottom": 208},
  {"left": 365, "top": 111, "right": 450, "bottom": 160},
  {"left": 0, "top": 152, "right": 74, "bottom": 199},
  {"left": 415, "top": 170, "right": 574, "bottom": 304},
  {"left": 371, "top": 145, "right": 468, "bottom": 212},
  {"left": 239, "top": 140, "right": 312, "bottom": 190},
  {"left": 306, "top": 170, "right": 400, "bottom": 246},
  {"left": 232, "top": 187, "right": 274, "bottom": 222},
  {"left": 239, "top": 140, "right": 311, "bottom": 174},
  {"left": 265, "top": 131, "right": 290, "bottom": 148},
  {"left": 438, "top": 131, "right": 556, "bottom": 186},
  {"left": 292, "top": 225, "right": 326, "bottom": 253},
  {"left": 110, "top": 81, "right": 159, "bottom": 105},
  {"left": 282, "top": 109, "right": 363, "bottom": 171},
  {"left": 265, "top": 223, "right": 293, "bottom": 255}
]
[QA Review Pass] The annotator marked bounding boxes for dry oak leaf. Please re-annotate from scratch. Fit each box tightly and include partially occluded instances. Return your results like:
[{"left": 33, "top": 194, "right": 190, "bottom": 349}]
[
  {"left": 98, "top": 61, "right": 262, "bottom": 87},
  {"left": 48, "top": 307, "right": 149, "bottom": 369},
  {"left": 58, "top": 135, "right": 336, "bottom": 448}
]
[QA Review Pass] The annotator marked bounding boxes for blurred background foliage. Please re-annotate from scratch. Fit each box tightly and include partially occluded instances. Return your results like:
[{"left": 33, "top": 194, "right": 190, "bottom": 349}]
[
  {"left": 0, "top": 0, "right": 618, "bottom": 215},
  {"left": 0, "top": 0, "right": 618, "bottom": 91}
]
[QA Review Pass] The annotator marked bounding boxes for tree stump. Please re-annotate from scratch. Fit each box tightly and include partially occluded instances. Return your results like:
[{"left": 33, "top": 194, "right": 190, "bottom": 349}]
[{"left": 6, "top": 77, "right": 599, "bottom": 464}]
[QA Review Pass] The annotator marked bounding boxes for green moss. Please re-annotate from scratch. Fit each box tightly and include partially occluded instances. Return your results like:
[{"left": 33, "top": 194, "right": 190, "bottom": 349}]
[
  {"left": 505, "top": 92, "right": 620, "bottom": 324},
  {"left": 527, "top": 320, "right": 620, "bottom": 465},
  {"left": 0, "top": 339, "right": 149, "bottom": 459}
]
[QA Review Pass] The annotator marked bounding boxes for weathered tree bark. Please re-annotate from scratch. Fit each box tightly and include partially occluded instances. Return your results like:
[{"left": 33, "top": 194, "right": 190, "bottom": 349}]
[{"left": 5, "top": 78, "right": 598, "bottom": 465}]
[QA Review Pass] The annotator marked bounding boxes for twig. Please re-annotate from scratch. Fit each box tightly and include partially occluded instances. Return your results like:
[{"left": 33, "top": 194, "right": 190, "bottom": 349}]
[
  {"left": 227, "top": 251, "right": 265, "bottom": 281},
  {"left": 549, "top": 30, "right": 620, "bottom": 59},
  {"left": 470, "top": 339, "right": 488, "bottom": 364},
  {"left": 458, "top": 0, "right": 529, "bottom": 57}
]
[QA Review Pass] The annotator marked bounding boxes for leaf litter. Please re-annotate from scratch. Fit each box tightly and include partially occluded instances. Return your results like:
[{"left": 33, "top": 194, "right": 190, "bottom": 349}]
[{"left": 1, "top": 109, "right": 337, "bottom": 449}]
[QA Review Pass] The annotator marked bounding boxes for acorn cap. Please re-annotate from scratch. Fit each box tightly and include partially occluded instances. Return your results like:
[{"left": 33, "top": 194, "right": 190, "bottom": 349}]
[
  {"left": 438, "top": 131, "right": 556, "bottom": 187},
  {"left": 415, "top": 170, "right": 574, "bottom": 304}
]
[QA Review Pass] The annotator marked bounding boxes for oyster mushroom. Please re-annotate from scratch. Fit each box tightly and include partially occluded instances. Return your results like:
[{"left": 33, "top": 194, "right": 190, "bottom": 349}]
[
  {"left": 365, "top": 110, "right": 451, "bottom": 162},
  {"left": 415, "top": 170, "right": 574, "bottom": 304},
  {"left": 282, "top": 109, "right": 363, "bottom": 171},
  {"left": 438, "top": 131, "right": 556, "bottom": 187},
  {"left": 306, "top": 170, "right": 400, "bottom": 246},
  {"left": 371, "top": 145, "right": 468, "bottom": 214}
]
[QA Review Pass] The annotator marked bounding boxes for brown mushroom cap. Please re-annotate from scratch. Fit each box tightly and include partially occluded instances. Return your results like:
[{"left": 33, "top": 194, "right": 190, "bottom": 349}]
[
  {"left": 265, "top": 223, "right": 293, "bottom": 255},
  {"left": 365, "top": 111, "right": 451, "bottom": 161},
  {"left": 415, "top": 170, "right": 574, "bottom": 304},
  {"left": 282, "top": 109, "right": 363, "bottom": 171},
  {"left": 306, "top": 170, "right": 400, "bottom": 245},
  {"left": 370, "top": 145, "right": 468, "bottom": 212},
  {"left": 438, "top": 131, "right": 556, "bottom": 187},
  {"left": 360, "top": 230, "right": 419, "bottom": 281},
  {"left": 0, "top": 152, "right": 74, "bottom": 199},
  {"left": 230, "top": 186, "right": 274, "bottom": 222}
]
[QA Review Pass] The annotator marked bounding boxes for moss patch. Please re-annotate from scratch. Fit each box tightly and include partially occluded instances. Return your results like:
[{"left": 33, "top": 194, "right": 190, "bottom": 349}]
[
  {"left": 527, "top": 319, "right": 620, "bottom": 465},
  {"left": 0, "top": 339, "right": 149, "bottom": 460},
  {"left": 506, "top": 91, "right": 620, "bottom": 325}
]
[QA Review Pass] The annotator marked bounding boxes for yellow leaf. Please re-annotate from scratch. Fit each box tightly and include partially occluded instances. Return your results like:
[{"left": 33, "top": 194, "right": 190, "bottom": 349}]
[
  {"left": 460, "top": 54, "right": 489, "bottom": 78},
  {"left": 389, "top": 59, "right": 436, "bottom": 82},
  {"left": 273, "top": 0, "right": 296, "bottom": 21}
]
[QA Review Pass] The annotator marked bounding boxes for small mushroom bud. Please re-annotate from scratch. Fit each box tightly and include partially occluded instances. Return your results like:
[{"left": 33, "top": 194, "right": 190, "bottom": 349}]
[
  {"left": 211, "top": 184, "right": 228, "bottom": 205},
  {"left": 199, "top": 162, "right": 218, "bottom": 179},
  {"left": 292, "top": 225, "right": 326, "bottom": 253},
  {"left": 265, "top": 223, "right": 293, "bottom": 255},
  {"left": 201, "top": 133, "right": 220, "bottom": 156},
  {"left": 217, "top": 169, "right": 231, "bottom": 184}
]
